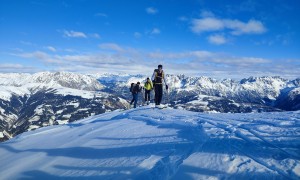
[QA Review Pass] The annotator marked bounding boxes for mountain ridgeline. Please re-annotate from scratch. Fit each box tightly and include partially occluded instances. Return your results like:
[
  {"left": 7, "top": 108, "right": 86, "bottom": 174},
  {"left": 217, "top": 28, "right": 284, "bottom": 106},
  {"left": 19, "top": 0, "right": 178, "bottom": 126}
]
[
  {"left": 168, "top": 75, "right": 300, "bottom": 112},
  {"left": 0, "top": 72, "right": 299, "bottom": 141},
  {"left": 98, "top": 74, "right": 300, "bottom": 112},
  {"left": 0, "top": 72, "right": 127, "bottom": 141}
]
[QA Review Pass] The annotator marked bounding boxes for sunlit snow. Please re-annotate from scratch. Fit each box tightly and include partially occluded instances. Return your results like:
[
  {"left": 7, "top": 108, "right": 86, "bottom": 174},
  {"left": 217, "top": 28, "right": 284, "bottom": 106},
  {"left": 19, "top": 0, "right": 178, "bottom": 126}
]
[{"left": 0, "top": 106, "right": 299, "bottom": 179}]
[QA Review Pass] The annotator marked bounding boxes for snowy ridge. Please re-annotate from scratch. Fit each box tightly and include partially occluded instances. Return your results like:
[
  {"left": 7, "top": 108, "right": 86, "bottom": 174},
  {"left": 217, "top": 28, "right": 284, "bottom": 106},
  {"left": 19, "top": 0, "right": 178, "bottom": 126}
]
[
  {"left": 0, "top": 72, "right": 128, "bottom": 141},
  {"left": 0, "top": 71, "right": 103, "bottom": 91},
  {"left": 0, "top": 72, "right": 104, "bottom": 101},
  {"left": 96, "top": 73, "right": 300, "bottom": 111},
  {"left": 96, "top": 73, "right": 298, "bottom": 98},
  {"left": 0, "top": 107, "right": 299, "bottom": 179},
  {"left": 166, "top": 75, "right": 291, "bottom": 99},
  {"left": 93, "top": 73, "right": 145, "bottom": 86}
]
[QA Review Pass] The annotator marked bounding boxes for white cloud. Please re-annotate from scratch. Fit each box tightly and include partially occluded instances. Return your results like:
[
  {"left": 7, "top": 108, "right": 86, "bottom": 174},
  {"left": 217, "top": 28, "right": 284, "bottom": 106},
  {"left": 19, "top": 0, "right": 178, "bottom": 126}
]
[
  {"left": 20, "top": 41, "right": 35, "bottom": 46},
  {"left": 134, "top": 32, "right": 142, "bottom": 38},
  {"left": 63, "top": 30, "right": 87, "bottom": 38},
  {"left": 147, "top": 51, "right": 213, "bottom": 60},
  {"left": 208, "top": 34, "right": 227, "bottom": 45},
  {"left": 11, "top": 48, "right": 24, "bottom": 52},
  {"left": 191, "top": 17, "right": 224, "bottom": 33},
  {"left": 178, "top": 16, "right": 188, "bottom": 21},
  {"left": 99, "top": 43, "right": 124, "bottom": 52},
  {"left": 146, "top": 7, "right": 158, "bottom": 15},
  {"left": 190, "top": 51, "right": 214, "bottom": 58},
  {"left": 11, "top": 48, "right": 299, "bottom": 79},
  {"left": 0, "top": 63, "right": 26, "bottom": 69},
  {"left": 0, "top": 63, "right": 39, "bottom": 73},
  {"left": 200, "top": 10, "right": 215, "bottom": 18},
  {"left": 95, "top": 13, "right": 108, "bottom": 17},
  {"left": 61, "top": 30, "right": 100, "bottom": 39},
  {"left": 16, "top": 51, "right": 49, "bottom": 60},
  {"left": 90, "top": 33, "right": 101, "bottom": 39},
  {"left": 64, "top": 48, "right": 76, "bottom": 53},
  {"left": 191, "top": 17, "right": 266, "bottom": 35},
  {"left": 151, "top": 28, "right": 161, "bottom": 35},
  {"left": 46, "top": 46, "right": 56, "bottom": 52},
  {"left": 225, "top": 19, "right": 266, "bottom": 35}
]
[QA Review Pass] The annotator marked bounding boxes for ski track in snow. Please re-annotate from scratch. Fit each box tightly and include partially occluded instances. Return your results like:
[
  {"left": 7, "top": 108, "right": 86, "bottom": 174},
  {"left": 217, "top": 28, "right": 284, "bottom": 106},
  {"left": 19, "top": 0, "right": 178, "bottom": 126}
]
[
  {"left": 196, "top": 116, "right": 296, "bottom": 179},
  {"left": 0, "top": 106, "right": 299, "bottom": 179}
]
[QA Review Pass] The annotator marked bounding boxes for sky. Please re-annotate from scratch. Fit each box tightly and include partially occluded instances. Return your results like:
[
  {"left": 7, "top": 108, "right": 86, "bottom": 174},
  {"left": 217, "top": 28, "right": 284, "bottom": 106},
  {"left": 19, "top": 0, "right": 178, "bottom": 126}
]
[{"left": 0, "top": 0, "right": 299, "bottom": 79}]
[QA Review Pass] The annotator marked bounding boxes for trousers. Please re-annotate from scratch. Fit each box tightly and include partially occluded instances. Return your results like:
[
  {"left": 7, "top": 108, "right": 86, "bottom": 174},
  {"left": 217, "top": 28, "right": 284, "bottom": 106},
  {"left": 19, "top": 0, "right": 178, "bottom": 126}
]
[
  {"left": 130, "top": 93, "right": 138, "bottom": 108},
  {"left": 145, "top": 90, "right": 151, "bottom": 101},
  {"left": 154, "top": 84, "right": 163, "bottom": 105}
]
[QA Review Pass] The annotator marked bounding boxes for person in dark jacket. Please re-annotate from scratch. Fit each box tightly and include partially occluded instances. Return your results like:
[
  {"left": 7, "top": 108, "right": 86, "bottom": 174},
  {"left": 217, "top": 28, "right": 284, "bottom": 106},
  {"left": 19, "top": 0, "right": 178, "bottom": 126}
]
[
  {"left": 151, "top": 65, "right": 168, "bottom": 108},
  {"left": 130, "top": 83, "right": 135, "bottom": 105},
  {"left": 130, "top": 82, "right": 142, "bottom": 108}
]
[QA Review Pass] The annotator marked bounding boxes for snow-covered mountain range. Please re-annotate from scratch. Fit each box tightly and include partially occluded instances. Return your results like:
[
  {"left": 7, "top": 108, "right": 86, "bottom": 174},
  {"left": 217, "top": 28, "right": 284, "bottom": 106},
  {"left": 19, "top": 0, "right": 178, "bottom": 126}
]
[
  {"left": 0, "top": 72, "right": 299, "bottom": 142},
  {"left": 0, "top": 107, "right": 299, "bottom": 179},
  {"left": 96, "top": 73, "right": 300, "bottom": 112},
  {"left": 0, "top": 72, "right": 128, "bottom": 141}
]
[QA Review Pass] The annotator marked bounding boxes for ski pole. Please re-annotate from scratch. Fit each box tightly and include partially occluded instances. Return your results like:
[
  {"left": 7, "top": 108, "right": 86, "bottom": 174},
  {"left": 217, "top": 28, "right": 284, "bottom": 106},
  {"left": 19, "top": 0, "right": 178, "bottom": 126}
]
[
  {"left": 167, "top": 89, "right": 169, "bottom": 106},
  {"left": 167, "top": 88, "right": 170, "bottom": 106},
  {"left": 142, "top": 87, "right": 145, "bottom": 105}
]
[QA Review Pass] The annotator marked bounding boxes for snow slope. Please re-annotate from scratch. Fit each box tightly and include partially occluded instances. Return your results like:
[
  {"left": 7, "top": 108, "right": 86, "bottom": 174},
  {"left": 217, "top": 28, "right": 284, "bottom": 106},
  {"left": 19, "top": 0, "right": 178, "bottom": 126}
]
[{"left": 0, "top": 107, "right": 299, "bottom": 179}]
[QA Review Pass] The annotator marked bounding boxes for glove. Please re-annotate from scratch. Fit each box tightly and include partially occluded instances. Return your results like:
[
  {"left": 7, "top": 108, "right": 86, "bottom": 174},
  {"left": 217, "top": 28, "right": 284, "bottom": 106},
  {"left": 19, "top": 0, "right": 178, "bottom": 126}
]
[{"left": 166, "top": 85, "right": 168, "bottom": 90}]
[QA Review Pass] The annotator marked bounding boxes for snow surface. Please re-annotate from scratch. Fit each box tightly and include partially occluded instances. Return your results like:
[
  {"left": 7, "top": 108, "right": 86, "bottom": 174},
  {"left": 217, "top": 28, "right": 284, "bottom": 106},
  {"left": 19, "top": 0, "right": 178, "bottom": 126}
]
[{"left": 0, "top": 107, "right": 299, "bottom": 179}]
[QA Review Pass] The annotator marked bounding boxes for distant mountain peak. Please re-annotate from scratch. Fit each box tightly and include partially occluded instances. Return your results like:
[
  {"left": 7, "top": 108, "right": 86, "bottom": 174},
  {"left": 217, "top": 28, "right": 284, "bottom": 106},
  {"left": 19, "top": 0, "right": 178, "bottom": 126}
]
[{"left": 0, "top": 71, "right": 103, "bottom": 91}]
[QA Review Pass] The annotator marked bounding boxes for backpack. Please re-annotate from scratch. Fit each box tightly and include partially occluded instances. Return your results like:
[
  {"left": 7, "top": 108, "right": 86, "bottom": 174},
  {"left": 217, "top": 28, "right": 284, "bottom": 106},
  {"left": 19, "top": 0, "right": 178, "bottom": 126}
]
[
  {"left": 154, "top": 69, "right": 164, "bottom": 76},
  {"left": 129, "top": 83, "right": 135, "bottom": 93},
  {"left": 154, "top": 69, "right": 164, "bottom": 83}
]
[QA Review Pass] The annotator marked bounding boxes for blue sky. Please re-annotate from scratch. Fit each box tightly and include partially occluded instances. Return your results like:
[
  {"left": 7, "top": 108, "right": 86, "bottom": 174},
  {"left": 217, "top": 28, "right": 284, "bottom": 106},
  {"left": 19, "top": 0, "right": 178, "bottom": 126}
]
[{"left": 0, "top": 0, "right": 299, "bottom": 79}]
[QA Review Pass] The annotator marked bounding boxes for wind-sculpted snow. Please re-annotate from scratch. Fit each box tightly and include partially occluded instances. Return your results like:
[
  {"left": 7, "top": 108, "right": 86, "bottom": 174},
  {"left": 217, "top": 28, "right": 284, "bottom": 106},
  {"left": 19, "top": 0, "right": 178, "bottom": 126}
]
[{"left": 0, "top": 107, "right": 299, "bottom": 179}]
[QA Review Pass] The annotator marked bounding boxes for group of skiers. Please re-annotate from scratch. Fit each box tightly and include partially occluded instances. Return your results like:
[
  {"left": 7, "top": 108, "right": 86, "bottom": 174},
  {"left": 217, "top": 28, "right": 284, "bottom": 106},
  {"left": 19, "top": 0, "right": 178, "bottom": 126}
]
[{"left": 130, "top": 64, "right": 168, "bottom": 108}]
